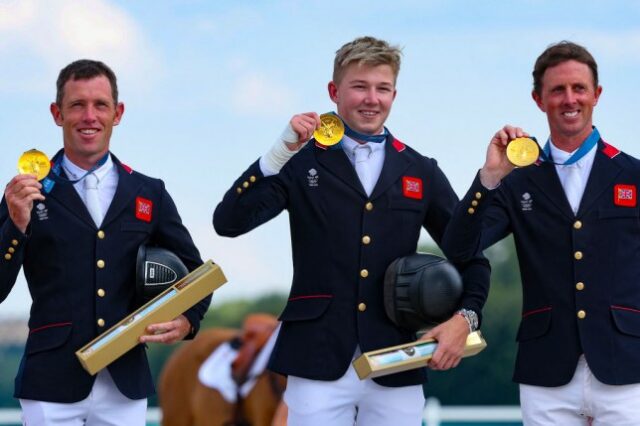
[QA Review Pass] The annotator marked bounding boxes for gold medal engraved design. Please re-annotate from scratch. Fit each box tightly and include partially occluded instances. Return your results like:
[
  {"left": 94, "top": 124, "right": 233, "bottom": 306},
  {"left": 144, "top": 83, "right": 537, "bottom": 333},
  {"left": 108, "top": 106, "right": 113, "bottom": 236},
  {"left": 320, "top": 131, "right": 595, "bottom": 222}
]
[
  {"left": 314, "top": 113, "right": 345, "bottom": 146},
  {"left": 17, "top": 149, "right": 51, "bottom": 181},
  {"left": 506, "top": 138, "right": 540, "bottom": 167}
]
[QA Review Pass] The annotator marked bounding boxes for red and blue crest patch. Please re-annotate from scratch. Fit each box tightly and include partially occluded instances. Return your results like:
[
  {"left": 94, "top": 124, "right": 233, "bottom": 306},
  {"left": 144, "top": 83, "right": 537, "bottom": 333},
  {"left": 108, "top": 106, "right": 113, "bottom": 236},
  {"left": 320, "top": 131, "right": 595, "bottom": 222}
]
[
  {"left": 402, "top": 176, "right": 423, "bottom": 200},
  {"left": 136, "top": 197, "right": 153, "bottom": 222},
  {"left": 614, "top": 184, "right": 636, "bottom": 207}
]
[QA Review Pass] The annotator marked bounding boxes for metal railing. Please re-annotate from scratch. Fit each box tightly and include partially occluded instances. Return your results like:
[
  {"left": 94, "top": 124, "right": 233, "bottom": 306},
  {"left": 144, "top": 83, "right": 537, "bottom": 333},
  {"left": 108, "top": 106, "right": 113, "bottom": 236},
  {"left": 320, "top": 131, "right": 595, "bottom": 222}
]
[
  {"left": 424, "top": 398, "right": 522, "bottom": 424},
  {"left": 0, "top": 408, "right": 161, "bottom": 425},
  {"left": 0, "top": 402, "right": 522, "bottom": 425}
]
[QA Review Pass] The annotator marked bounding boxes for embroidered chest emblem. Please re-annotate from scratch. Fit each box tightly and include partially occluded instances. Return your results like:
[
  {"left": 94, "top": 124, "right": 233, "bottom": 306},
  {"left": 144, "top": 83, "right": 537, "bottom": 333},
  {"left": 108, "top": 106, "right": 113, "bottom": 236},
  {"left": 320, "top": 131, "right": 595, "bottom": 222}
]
[
  {"left": 520, "top": 192, "right": 533, "bottom": 211},
  {"left": 614, "top": 184, "right": 637, "bottom": 207},
  {"left": 35, "top": 202, "right": 49, "bottom": 221},
  {"left": 307, "top": 168, "right": 319, "bottom": 187},
  {"left": 402, "top": 176, "right": 423, "bottom": 200},
  {"left": 136, "top": 197, "right": 153, "bottom": 222}
]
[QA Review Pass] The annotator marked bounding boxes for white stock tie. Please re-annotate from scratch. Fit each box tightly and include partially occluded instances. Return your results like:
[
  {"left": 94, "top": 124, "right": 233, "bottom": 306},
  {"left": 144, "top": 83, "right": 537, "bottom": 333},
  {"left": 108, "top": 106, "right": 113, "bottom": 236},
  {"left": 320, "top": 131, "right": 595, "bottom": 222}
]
[
  {"left": 84, "top": 173, "right": 103, "bottom": 226},
  {"left": 354, "top": 144, "right": 374, "bottom": 196},
  {"left": 561, "top": 165, "right": 582, "bottom": 215}
]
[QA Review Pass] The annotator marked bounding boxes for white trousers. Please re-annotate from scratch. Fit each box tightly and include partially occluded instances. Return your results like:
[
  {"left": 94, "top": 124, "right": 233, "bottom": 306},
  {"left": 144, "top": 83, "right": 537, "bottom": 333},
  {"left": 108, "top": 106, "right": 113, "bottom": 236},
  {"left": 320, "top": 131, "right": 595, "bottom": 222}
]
[
  {"left": 284, "top": 356, "right": 424, "bottom": 426},
  {"left": 520, "top": 355, "right": 640, "bottom": 426},
  {"left": 20, "top": 369, "right": 147, "bottom": 426}
]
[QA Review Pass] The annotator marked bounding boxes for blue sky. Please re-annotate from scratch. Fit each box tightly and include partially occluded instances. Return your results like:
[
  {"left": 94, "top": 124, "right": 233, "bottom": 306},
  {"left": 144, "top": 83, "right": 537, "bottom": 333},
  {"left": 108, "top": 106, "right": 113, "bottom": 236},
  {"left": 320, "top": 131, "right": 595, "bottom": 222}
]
[{"left": 1, "top": 0, "right": 639, "bottom": 317}]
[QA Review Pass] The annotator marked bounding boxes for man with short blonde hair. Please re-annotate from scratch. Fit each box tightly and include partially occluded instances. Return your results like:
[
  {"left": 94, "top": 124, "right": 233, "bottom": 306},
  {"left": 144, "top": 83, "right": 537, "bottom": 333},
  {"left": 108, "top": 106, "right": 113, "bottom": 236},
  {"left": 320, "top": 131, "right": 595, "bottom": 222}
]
[
  {"left": 215, "top": 36, "right": 489, "bottom": 425},
  {"left": 333, "top": 36, "right": 402, "bottom": 84}
]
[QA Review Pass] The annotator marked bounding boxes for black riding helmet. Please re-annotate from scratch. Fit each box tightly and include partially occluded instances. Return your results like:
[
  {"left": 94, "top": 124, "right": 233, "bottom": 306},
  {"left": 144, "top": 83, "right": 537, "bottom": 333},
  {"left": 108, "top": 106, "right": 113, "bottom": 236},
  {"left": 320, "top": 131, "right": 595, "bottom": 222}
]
[{"left": 383, "top": 253, "right": 463, "bottom": 331}]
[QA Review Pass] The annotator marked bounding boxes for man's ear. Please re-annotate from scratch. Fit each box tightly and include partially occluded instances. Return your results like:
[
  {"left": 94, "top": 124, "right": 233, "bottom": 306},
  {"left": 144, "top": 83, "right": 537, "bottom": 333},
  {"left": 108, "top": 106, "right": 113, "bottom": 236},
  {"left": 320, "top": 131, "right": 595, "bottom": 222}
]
[
  {"left": 113, "top": 102, "right": 125, "bottom": 126},
  {"left": 531, "top": 90, "right": 545, "bottom": 113},
  {"left": 50, "top": 103, "right": 63, "bottom": 126},
  {"left": 328, "top": 81, "right": 338, "bottom": 104}
]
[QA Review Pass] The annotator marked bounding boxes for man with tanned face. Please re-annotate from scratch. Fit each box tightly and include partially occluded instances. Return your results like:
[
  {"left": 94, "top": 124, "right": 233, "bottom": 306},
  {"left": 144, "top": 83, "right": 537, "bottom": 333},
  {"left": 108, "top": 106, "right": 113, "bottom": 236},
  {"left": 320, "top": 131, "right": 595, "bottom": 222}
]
[
  {"left": 443, "top": 41, "right": 640, "bottom": 425},
  {"left": 0, "top": 60, "right": 211, "bottom": 425}
]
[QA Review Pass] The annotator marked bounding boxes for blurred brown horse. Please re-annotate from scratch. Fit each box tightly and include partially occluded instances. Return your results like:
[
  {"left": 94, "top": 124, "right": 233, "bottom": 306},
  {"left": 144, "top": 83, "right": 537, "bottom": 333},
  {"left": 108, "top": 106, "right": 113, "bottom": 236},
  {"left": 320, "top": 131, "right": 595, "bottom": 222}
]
[{"left": 159, "top": 314, "right": 287, "bottom": 426}]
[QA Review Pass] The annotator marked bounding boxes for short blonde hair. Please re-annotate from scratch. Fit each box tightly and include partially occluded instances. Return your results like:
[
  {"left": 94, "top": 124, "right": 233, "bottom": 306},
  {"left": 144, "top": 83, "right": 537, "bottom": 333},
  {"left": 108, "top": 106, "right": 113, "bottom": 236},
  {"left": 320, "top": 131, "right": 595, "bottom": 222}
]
[{"left": 333, "top": 36, "right": 402, "bottom": 84}]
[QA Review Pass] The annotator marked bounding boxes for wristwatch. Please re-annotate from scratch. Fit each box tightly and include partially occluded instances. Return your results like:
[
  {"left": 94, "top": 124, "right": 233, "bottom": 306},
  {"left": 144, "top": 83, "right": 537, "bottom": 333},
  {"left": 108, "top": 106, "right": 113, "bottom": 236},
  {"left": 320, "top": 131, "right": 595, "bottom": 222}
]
[{"left": 455, "top": 308, "right": 479, "bottom": 332}]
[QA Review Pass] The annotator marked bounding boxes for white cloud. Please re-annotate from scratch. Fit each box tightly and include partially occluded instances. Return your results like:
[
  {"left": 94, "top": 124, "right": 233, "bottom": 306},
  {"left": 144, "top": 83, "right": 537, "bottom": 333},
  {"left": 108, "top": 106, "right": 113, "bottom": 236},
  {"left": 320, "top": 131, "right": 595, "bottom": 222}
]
[
  {"left": 231, "top": 71, "right": 296, "bottom": 117},
  {"left": 0, "top": 0, "right": 159, "bottom": 93}
]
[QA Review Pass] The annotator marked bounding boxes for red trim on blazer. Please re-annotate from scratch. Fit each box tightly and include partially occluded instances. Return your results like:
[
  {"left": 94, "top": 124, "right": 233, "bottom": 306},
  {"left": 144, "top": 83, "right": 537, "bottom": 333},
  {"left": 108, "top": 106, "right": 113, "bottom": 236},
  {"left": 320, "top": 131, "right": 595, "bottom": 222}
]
[
  {"left": 30, "top": 322, "right": 72, "bottom": 334},
  {"left": 315, "top": 141, "right": 329, "bottom": 150},
  {"left": 522, "top": 307, "right": 552, "bottom": 318},
  {"left": 611, "top": 305, "right": 640, "bottom": 314},
  {"left": 288, "top": 294, "right": 333, "bottom": 301},
  {"left": 120, "top": 163, "right": 134, "bottom": 174},
  {"left": 602, "top": 141, "right": 621, "bottom": 159},
  {"left": 392, "top": 139, "right": 406, "bottom": 152}
]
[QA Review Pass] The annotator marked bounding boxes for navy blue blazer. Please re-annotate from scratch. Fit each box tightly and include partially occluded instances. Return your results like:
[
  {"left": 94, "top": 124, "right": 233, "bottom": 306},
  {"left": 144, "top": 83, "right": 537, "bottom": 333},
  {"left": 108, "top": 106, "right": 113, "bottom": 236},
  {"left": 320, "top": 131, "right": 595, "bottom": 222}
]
[
  {"left": 214, "top": 135, "right": 490, "bottom": 387},
  {"left": 0, "top": 151, "right": 210, "bottom": 402},
  {"left": 443, "top": 139, "right": 640, "bottom": 386}
]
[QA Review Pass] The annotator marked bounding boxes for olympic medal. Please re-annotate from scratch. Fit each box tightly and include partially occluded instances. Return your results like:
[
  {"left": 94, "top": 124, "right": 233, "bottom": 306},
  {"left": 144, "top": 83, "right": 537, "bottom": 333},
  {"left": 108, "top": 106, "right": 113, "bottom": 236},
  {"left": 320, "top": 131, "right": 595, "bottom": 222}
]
[
  {"left": 507, "top": 138, "right": 539, "bottom": 167},
  {"left": 314, "top": 113, "right": 344, "bottom": 146},
  {"left": 17, "top": 149, "right": 51, "bottom": 181}
]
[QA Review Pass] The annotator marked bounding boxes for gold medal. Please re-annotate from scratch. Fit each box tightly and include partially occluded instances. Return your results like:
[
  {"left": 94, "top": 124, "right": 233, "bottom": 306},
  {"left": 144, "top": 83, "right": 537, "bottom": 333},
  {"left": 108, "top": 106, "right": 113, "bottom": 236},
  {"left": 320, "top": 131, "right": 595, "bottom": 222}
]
[
  {"left": 506, "top": 138, "right": 539, "bottom": 167},
  {"left": 17, "top": 149, "right": 51, "bottom": 181},
  {"left": 314, "top": 113, "right": 345, "bottom": 146}
]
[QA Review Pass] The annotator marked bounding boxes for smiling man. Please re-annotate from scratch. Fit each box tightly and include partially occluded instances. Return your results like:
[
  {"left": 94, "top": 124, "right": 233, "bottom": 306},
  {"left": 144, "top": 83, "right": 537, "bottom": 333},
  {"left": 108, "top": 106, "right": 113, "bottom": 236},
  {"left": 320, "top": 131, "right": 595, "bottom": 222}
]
[
  {"left": 0, "top": 60, "right": 210, "bottom": 425},
  {"left": 443, "top": 41, "right": 640, "bottom": 425},
  {"left": 214, "top": 36, "right": 490, "bottom": 425}
]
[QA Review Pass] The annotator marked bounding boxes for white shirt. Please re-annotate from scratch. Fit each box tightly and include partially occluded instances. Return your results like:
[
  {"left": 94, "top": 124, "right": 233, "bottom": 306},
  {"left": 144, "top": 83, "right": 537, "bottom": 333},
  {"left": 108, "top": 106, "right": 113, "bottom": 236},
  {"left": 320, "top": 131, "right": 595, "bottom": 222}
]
[
  {"left": 341, "top": 134, "right": 386, "bottom": 193},
  {"left": 549, "top": 140, "right": 597, "bottom": 214},
  {"left": 62, "top": 153, "right": 119, "bottom": 218},
  {"left": 259, "top": 135, "right": 387, "bottom": 191}
]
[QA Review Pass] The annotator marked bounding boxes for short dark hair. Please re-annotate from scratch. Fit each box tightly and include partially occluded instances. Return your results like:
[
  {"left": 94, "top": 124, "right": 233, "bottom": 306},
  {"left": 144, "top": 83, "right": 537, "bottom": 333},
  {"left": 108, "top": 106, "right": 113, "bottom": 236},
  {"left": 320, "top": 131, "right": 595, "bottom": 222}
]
[
  {"left": 532, "top": 41, "right": 598, "bottom": 95},
  {"left": 56, "top": 59, "right": 119, "bottom": 105}
]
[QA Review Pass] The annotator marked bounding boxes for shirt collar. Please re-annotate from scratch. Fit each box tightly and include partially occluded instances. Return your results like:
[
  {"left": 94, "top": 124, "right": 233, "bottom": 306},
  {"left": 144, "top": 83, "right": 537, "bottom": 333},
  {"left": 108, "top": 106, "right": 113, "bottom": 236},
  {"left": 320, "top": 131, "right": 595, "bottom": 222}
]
[
  {"left": 341, "top": 134, "right": 386, "bottom": 159},
  {"left": 548, "top": 139, "right": 596, "bottom": 168},
  {"left": 62, "top": 153, "right": 114, "bottom": 183}
]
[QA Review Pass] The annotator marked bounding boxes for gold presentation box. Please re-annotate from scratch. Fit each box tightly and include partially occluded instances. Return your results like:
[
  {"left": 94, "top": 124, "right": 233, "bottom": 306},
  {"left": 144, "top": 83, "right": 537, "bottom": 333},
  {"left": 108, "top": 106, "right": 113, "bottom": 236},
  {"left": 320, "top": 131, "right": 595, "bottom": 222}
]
[
  {"left": 76, "top": 260, "right": 226, "bottom": 375},
  {"left": 353, "top": 331, "right": 487, "bottom": 380}
]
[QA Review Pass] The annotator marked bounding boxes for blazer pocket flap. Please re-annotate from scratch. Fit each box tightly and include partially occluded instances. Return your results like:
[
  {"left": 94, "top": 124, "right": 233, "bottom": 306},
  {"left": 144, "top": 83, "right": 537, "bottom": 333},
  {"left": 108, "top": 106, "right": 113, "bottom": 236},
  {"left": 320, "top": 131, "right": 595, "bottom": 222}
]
[
  {"left": 121, "top": 221, "right": 152, "bottom": 233},
  {"left": 27, "top": 323, "right": 72, "bottom": 355},
  {"left": 388, "top": 199, "right": 422, "bottom": 212},
  {"left": 516, "top": 308, "right": 551, "bottom": 342},
  {"left": 611, "top": 306, "right": 640, "bottom": 337},
  {"left": 599, "top": 207, "right": 639, "bottom": 219},
  {"left": 278, "top": 296, "right": 332, "bottom": 322}
]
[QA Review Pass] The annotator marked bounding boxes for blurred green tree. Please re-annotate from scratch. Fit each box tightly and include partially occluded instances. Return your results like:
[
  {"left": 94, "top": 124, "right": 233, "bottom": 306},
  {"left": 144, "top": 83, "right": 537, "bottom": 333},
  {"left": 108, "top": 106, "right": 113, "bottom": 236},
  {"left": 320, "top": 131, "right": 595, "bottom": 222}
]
[
  {"left": 0, "top": 240, "right": 523, "bottom": 408},
  {"left": 424, "top": 236, "right": 522, "bottom": 404}
]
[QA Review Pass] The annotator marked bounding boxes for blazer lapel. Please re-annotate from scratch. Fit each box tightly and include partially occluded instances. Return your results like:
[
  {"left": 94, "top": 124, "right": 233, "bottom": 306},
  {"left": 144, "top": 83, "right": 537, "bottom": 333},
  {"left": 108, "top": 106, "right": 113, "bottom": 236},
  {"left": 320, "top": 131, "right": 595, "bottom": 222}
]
[
  {"left": 315, "top": 143, "right": 365, "bottom": 195},
  {"left": 47, "top": 167, "right": 96, "bottom": 228},
  {"left": 577, "top": 142, "right": 622, "bottom": 216},
  {"left": 527, "top": 160, "right": 575, "bottom": 219},
  {"left": 101, "top": 155, "right": 143, "bottom": 228},
  {"left": 370, "top": 136, "right": 411, "bottom": 200}
]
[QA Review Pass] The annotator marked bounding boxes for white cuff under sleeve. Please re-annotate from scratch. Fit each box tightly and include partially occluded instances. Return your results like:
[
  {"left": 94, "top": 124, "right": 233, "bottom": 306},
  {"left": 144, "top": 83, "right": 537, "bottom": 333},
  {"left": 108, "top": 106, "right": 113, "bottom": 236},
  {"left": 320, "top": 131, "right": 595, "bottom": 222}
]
[{"left": 259, "top": 124, "right": 302, "bottom": 176}]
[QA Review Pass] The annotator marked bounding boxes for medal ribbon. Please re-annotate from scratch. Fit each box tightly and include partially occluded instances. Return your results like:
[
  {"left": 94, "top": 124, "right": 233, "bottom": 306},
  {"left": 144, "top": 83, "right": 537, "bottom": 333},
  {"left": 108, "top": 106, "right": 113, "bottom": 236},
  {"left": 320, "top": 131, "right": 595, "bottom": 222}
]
[
  {"left": 331, "top": 111, "right": 388, "bottom": 143},
  {"left": 540, "top": 127, "right": 600, "bottom": 165},
  {"left": 42, "top": 151, "right": 110, "bottom": 194}
]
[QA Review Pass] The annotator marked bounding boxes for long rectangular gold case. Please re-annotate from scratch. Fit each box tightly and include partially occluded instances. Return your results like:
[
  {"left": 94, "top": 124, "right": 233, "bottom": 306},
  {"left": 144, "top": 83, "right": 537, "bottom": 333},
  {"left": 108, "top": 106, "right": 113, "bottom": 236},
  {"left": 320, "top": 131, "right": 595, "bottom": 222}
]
[
  {"left": 353, "top": 331, "right": 486, "bottom": 380},
  {"left": 76, "top": 260, "right": 226, "bottom": 375}
]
